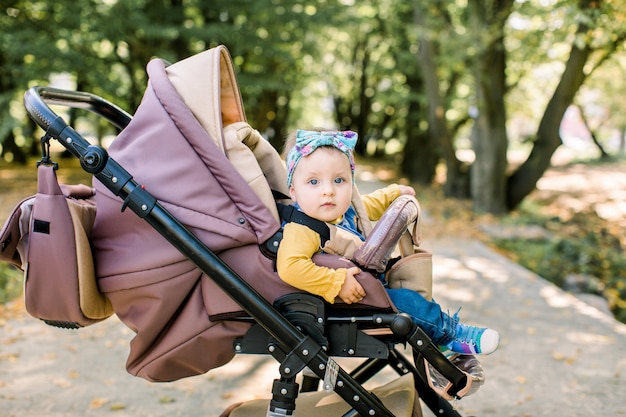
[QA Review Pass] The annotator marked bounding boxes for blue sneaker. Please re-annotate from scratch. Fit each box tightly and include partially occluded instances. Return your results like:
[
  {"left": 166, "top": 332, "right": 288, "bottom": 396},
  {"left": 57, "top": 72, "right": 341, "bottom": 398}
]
[{"left": 443, "top": 324, "right": 500, "bottom": 355}]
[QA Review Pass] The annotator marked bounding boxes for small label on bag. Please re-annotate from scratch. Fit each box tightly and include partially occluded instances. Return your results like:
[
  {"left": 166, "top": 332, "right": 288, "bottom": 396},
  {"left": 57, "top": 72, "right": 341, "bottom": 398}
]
[{"left": 33, "top": 219, "right": 50, "bottom": 234}]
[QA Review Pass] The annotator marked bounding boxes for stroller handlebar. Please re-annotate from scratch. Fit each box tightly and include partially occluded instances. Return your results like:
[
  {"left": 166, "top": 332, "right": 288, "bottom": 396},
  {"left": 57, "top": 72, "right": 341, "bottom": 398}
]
[{"left": 24, "top": 86, "right": 132, "bottom": 132}]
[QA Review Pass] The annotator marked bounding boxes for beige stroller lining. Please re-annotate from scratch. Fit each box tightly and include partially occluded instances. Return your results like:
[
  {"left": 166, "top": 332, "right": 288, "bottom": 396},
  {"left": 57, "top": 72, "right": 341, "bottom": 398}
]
[
  {"left": 166, "top": 46, "right": 288, "bottom": 223},
  {"left": 223, "top": 373, "right": 422, "bottom": 417}
]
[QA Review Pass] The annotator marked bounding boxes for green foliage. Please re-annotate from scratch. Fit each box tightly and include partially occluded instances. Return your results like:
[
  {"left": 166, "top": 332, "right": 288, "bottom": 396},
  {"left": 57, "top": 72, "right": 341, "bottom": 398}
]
[
  {"left": 494, "top": 195, "right": 626, "bottom": 323},
  {"left": 0, "top": 6, "right": 624, "bottom": 223},
  {"left": 496, "top": 232, "right": 625, "bottom": 290},
  {"left": 0, "top": 264, "right": 22, "bottom": 305},
  {"left": 2, "top": 0, "right": 625, "bottom": 160}
]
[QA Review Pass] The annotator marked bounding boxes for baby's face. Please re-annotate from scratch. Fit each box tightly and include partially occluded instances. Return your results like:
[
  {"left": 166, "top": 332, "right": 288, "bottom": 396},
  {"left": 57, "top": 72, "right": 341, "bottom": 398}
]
[{"left": 289, "top": 147, "right": 353, "bottom": 222}]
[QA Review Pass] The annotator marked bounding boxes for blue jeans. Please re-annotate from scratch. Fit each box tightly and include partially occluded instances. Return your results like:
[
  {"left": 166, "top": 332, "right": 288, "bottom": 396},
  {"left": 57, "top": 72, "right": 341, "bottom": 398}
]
[{"left": 386, "top": 288, "right": 458, "bottom": 345}]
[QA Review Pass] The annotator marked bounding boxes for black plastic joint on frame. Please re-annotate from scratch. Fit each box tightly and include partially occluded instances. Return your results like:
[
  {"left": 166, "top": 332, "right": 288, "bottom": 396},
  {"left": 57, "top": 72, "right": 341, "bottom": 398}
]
[
  {"left": 278, "top": 336, "right": 322, "bottom": 379},
  {"left": 120, "top": 184, "right": 157, "bottom": 219},
  {"left": 80, "top": 145, "right": 109, "bottom": 175},
  {"left": 99, "top": 160, "right": 134, "bottom": 196}
]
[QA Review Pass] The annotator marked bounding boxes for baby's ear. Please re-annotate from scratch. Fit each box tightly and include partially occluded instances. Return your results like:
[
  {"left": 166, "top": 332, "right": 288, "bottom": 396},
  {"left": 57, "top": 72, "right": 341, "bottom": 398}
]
[{"left": 288, "top": 185, "right": 297, "bottom": 202}]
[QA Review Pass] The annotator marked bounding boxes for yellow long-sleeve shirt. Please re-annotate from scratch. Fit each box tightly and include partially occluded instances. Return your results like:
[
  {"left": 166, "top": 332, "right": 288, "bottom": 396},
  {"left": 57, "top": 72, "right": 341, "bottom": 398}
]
[{"left": 276, "top": 184, "right": 402, "bottom": 303}]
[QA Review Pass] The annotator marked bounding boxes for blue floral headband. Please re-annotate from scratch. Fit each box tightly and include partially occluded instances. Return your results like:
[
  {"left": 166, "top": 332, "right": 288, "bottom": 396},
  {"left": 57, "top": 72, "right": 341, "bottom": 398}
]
[{"left": 286, "top": 129, "right": 358, "bottom": 188}]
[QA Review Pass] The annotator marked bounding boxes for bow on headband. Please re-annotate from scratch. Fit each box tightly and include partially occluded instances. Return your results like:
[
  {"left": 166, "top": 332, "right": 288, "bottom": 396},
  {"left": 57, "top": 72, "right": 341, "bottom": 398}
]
[{"left": 286, "top": 129, "right": 358, "bottom": 188}]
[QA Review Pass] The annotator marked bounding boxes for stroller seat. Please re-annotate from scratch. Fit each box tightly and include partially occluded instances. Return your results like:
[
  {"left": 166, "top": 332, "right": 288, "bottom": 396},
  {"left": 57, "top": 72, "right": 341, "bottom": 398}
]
[{"left": 18, "top": 45, "right": 481, "bottom": 417}]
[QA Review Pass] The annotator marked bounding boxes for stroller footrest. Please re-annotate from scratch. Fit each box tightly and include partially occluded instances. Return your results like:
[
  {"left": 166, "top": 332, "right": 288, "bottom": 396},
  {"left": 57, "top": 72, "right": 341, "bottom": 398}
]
[{"left": 408, "top": 326, "right": 468, "bottom": 399}]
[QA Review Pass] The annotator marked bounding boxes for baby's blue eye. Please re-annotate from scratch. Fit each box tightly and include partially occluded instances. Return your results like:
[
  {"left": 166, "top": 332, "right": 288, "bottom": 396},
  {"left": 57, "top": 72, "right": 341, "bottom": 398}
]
[
  {"left": 334, "top": 177, "right": 345, "bottom": 184},
  {"left": 309, "top": 179, "right": 319, "bottom": 185}
]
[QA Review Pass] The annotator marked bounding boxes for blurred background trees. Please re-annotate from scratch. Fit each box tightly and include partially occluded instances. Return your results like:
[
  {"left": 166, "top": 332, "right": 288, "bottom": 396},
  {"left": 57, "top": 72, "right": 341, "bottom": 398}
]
[{"left": 1, "top": 0, "right": 625, "bottom": 214}]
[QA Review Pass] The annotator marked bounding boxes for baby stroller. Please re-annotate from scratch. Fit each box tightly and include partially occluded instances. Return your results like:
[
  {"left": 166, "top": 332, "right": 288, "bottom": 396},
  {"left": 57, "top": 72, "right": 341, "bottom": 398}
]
[{"left": 7, "top": 46, "right": 482, "bottom": 416}]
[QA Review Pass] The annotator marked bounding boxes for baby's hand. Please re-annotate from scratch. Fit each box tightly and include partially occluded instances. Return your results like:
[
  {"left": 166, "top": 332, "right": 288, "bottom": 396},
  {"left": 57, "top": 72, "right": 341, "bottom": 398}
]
[
  {"left": 338, "top": 267, "right": 366, "bottom": 304},
  {"left": 398, "top": 184, "right": 416, "bottom": 196}
]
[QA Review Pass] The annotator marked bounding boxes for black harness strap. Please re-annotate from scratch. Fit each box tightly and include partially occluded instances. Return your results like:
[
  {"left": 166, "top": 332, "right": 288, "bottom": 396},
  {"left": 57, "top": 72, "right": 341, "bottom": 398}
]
[{"left": 277, "top": 203, "right": 331, "bottom": 247}]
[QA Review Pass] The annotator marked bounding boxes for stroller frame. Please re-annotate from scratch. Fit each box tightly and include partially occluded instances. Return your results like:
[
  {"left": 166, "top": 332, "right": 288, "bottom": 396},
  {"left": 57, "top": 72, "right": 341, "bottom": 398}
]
[{"left": 23, "top": 85, "right": 470, "bottom": 417}]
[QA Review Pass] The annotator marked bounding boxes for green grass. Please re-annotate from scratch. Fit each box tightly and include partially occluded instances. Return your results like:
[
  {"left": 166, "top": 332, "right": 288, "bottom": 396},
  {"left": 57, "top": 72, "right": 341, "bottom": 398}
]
[
  {"left": 0, "top": 264, "right": 23, "bottom": 305},
  {"left": 494, "top": 198, "right": 626, "bottom": 323}
]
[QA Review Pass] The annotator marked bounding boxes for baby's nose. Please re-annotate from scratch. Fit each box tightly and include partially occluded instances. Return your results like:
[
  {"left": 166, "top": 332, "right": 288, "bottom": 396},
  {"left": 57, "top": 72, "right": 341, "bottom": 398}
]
[{"left": 321, "top": 183, "right": 335, "bottom": 195}]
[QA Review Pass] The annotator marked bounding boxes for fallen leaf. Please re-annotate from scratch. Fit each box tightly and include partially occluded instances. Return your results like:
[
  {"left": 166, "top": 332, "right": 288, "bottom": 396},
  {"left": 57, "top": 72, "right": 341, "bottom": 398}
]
[
  {"left": 89, "top": 397, "right": 109, "bottom": 409},
  {"left": 53, "top": 378, "right": 72, "bottom": 388},
  {"left": 159, "top": 396, "right": 176, "bottom": 404},
  {"left": 0, "top": 353, "right": 20, "bottom": 362},
  {"left": 110, "top": 403, "right": 126, "bottom": 410}
]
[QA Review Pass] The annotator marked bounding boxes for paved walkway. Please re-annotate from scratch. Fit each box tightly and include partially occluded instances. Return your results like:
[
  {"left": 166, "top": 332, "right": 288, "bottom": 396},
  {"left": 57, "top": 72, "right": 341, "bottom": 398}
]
[{"left": 1, "top": 179, "right": 626, "bottom": 416}]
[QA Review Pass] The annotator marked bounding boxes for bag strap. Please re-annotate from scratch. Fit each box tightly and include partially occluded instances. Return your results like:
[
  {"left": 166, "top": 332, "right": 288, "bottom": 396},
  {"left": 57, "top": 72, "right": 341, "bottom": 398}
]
[{"left": 38, "top": 163, "right": 64, "bottom": 196}]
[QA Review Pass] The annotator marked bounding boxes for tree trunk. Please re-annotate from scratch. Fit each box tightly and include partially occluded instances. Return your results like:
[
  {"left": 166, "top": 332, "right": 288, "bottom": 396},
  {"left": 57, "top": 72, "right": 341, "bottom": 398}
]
[
  {"left": 413, "top": 6, "right": 466, "bottom": 196},
  {"left": 355, "top": 46, "right": 371, "bottom": 156},
  {"left": 466, "top": 0, "right": 514, "bottom": 214},
  {"left": 331, "top": 40, "right": 372, "bottom": 155},
  {"left": 507, "top": 30, "right": 592, "bottom": 209},
  {"left": 401, "top": 74, "right": 437, "bottom": 184},
  {"left": 575, "top": 104, "right": 610, "bottom": 159}
]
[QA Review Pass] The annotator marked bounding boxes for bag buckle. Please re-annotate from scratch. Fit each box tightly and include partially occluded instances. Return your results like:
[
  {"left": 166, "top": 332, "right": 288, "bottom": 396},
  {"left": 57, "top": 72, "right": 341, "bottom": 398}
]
[{"left": 36, "top": 132, "right": 58, "bottom": 170}]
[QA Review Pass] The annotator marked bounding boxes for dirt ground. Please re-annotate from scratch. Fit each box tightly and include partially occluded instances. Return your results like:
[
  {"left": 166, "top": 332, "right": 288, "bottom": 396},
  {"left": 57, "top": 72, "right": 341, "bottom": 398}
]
[{"left": 531, "top": 159, "right": 626, "bottom": 243}]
